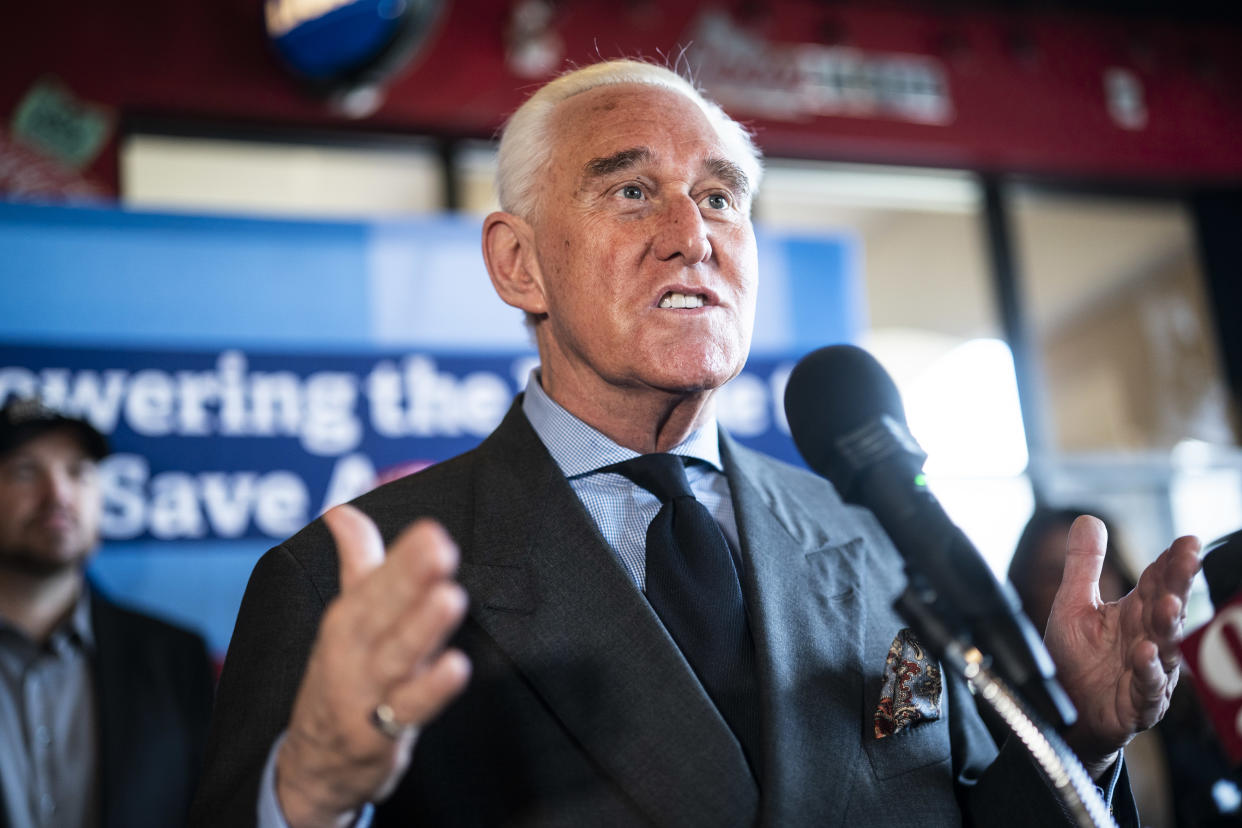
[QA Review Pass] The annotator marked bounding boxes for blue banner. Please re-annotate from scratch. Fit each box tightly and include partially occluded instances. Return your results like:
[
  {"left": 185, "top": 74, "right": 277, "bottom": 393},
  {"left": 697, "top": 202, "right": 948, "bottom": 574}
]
[
  {"left": 1, "top": 344, "right": 805, "bottom": 545},
  {"left": 0, "top": 203, "right": 860, "bottom": 655}
]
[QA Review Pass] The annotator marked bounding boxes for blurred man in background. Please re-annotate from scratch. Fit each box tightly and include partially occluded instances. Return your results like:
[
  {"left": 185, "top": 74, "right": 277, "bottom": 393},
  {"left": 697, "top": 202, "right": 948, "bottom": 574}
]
[{"left": 0, "top": 397, "right": 214, "bottom": 828}]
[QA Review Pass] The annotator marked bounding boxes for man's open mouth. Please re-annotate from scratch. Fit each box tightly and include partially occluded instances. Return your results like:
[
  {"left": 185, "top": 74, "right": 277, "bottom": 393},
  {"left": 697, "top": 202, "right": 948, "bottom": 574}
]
[{"left": 658, "top": 291, "right": 706, "bottom": 309}]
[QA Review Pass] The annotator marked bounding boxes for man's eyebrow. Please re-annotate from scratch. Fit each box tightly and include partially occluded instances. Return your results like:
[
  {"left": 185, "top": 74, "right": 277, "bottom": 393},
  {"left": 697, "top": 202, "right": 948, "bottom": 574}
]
[
  {"left": 705, "top": 157, "right": 750, "bottom": 199},
  {"left": 582, "top": 147, "right": 652, "bottom": 180},
  {"left": 580, "top": 148, "right": 751, "bottom": 199}
]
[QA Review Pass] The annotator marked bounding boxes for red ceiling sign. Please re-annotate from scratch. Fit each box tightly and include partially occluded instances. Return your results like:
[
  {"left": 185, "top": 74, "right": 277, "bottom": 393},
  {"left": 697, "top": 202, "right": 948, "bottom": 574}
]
[
  {"left": 4, "top": 0, "right": 1242, "bottom": 196},
  {"left": 687, "top": 11, "right": 954, "bottom": 126}
]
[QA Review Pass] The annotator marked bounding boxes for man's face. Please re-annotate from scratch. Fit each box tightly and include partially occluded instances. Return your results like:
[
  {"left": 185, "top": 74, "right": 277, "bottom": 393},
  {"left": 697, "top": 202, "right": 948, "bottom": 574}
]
[
  {"left": 0, "top": 429, "right": 101, "bottom": 576},
  {"left": 525, "top": 83, "right": 759, "bottom": 403}
]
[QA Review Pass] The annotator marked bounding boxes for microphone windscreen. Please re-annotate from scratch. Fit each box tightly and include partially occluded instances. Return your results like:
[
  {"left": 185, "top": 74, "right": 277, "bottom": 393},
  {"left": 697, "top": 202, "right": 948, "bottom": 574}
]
[
  {"left": 1204, "top": 530, "right": 1242, "bottom": 610},
  {"left": 783, "top": 345, "right": 907, "bottom": 491}
]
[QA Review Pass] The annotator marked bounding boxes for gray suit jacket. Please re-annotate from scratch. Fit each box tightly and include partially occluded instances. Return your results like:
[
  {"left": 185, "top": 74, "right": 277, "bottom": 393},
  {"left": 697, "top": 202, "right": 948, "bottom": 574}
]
[{"left": 191, "top": 399, "right": 1108, "bottom": 827}]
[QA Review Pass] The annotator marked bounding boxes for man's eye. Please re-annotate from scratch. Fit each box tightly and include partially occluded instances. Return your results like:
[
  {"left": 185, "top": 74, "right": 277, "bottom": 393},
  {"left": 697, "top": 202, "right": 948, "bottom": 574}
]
[
  {"left": 621, "top": 185, "right": 644, "bottom": 200},
  {"left": 5, "top": 464, "right": 35, "bottom": 482},
  {"left": 704, "top": 193, "right": 730, "bottom": 210}
]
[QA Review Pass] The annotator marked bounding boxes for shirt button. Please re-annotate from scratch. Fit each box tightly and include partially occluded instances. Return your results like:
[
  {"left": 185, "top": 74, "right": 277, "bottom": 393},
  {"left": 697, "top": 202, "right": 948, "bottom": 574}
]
[
  {"left": 35, "top": 725, "right": 52, "bottom": 746},
  {"left": 40, "top": 792, "right": 55, "bottom": 815}
]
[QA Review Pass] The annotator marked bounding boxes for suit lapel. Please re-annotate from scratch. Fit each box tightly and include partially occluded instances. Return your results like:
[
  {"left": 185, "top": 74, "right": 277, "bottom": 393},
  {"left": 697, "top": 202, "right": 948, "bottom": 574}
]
[
  {"left": 88, "top": 590, "right": 134, "bottom": 828},
  {"left": 458, "top": 405, "right": 758, "bottom": 828},
  {"left": 722, "top": 435, "right": 871, "bottom": 826}
]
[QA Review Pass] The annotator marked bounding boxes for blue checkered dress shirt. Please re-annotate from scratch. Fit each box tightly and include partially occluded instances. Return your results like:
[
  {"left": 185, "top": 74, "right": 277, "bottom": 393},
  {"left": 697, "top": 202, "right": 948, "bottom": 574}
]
[{"left": 521, "top": 372, "right": 740, "bottom": 591}]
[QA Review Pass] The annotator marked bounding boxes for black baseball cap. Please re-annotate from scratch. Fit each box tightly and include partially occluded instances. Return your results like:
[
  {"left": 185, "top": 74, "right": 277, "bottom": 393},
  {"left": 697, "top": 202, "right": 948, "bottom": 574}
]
[{"left": 0, "top": 397, "right": 110, "bottom": 461}]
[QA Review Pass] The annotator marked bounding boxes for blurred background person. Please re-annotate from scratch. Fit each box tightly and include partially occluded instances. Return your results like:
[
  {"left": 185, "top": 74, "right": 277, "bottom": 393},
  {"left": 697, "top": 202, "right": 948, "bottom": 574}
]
[
  {"left": 0, "top": 398, "right": 214, "bottom": 828},
  {"left": 1009, "top": 506, "right": 1237, "bottom": 828}
]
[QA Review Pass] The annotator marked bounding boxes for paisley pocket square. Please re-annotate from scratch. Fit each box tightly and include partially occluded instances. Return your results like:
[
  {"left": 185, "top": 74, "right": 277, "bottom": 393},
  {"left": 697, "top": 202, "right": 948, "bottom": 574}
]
[{"left": 873, "top": 627, "right": 942, "bottom": 739}]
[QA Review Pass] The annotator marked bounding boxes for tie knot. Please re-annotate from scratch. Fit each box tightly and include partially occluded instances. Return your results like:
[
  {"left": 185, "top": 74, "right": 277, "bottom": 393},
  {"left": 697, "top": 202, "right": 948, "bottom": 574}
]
[{"left": 603, "top": 453, "right": 694, "bottom": 503}]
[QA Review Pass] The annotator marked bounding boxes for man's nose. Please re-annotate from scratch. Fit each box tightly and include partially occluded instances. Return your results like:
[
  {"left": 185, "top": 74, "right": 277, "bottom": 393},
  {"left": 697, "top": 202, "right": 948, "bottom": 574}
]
[
  {"left": 653, "top": 195, "right": 711, "bottom": 264},
  {"left": 43, "top": 467, "right": 77, "bottom": 506}
]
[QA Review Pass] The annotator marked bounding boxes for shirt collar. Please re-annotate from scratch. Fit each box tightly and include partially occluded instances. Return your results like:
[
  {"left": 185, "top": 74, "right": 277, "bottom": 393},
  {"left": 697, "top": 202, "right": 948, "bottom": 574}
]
[
  {"left": 0, "top": 583, "right": 94, "bottom": 654},
  {"left": 65, "top": 585, "right": 94, "bottom": 651},
  {"left": 520, "top": 369, "right": 723, "bottom": 478}
]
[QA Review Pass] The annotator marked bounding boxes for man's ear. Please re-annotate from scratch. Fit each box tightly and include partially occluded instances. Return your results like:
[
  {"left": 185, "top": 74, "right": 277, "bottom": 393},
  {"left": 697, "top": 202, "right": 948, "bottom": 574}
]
[{"left": 482, "top": 211, "right": 547, "bottom": 316}]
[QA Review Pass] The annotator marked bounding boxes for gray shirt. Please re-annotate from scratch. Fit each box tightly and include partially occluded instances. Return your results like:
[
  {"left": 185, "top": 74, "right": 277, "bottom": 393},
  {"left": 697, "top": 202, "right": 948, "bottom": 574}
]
[{"left": 0, "top": 589, "right": 99, "bottom": 828}]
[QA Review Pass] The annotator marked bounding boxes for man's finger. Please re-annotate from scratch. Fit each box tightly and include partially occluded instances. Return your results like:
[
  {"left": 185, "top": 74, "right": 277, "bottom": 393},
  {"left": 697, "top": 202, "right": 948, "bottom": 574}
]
[
  {"left": 384, "top": 649, "right": 472, "bottom": 729},
  {"left": 1150, "top": 536, "right": 1202, "bottom": 602},
  {"left": 1147, "top": 590, "right": 1185, "bottom": 641},
  {"left": 324, "top": 504, "right": 386, "bottom": 592},
  {"left": 1055, "top": 515, "right": 1108, "bottom": 611},
  {"left": 348, "top": 520, "right": 460, "bottom": 627},
  {"left": 386, "top": 519, "right": 460, "bottom": 589},
  {"left": 1126, "top": 638, "right": 1168, "bottom": 730},
  {"left": 371, "top": 580, "right": 469, "bottom": 685},
  {"left": 1141, "top": 537, "right": 1200, "bottom": 662}
]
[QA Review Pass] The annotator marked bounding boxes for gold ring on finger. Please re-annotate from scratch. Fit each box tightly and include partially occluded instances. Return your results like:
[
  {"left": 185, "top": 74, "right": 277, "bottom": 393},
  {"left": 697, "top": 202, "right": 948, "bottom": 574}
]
[{"left": 370, "top": 702, "right": 416, "bottom": 740}]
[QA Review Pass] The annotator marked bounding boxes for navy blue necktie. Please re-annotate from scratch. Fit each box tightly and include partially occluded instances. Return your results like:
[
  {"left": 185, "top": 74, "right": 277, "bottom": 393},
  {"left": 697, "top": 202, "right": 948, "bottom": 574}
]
[{"left": 604, "top": 453, "right": 760, "bottom": 772}]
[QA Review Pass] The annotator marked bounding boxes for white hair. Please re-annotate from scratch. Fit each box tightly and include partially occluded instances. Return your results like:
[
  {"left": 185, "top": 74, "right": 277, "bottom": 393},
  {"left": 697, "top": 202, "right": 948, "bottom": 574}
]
[{"left": 495, "top": 59, "right": 764, "bottom": 220}]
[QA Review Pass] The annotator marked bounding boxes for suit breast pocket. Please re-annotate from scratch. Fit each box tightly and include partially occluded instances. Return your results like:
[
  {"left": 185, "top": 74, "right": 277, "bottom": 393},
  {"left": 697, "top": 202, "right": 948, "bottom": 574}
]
[
  {"left": 861, "top": 714, "right": 952, "bottom": 779},
  {"left": 860, "top": 643, "right": 952, "bottom": 780}
]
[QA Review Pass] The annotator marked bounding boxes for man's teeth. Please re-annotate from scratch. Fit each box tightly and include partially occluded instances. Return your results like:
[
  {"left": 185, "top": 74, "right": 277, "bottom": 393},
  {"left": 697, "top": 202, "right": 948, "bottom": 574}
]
[{"left": 659, "top": 292, "right": 706, "bottom": 309}]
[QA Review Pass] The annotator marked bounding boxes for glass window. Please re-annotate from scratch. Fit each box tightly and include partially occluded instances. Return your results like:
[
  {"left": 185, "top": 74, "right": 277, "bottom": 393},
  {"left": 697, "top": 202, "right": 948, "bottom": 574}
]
[
  {"left": 1012, "top": 187, "right": 1240, "bottom": 614},
  {"left": 1013, "top": 189, "right": 1235, "bottom": 453},
  {"left": 757, "top": 160, "right": 1031, "bottom": 573},
  {"left": 456, "top": 140, "right": 500, "bottom": 215},
  {"left": 121, "top": 133, "right": 443, "bottom": 217}
]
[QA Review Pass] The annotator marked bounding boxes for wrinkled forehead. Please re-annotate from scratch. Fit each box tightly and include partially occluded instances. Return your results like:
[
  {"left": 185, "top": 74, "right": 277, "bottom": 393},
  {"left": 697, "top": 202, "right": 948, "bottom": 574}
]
[{"left": 546, "top": 83, "right": 751, "bottom": 182}]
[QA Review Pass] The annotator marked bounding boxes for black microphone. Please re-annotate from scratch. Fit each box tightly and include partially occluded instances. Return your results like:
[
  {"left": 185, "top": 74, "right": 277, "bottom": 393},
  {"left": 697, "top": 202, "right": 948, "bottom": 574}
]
[
  {"left": 783, "top": 344, "right": 1077, "bottom": 730},
  {"left": 1203, "top": 529, "right": 1242, "bottom": 610}
]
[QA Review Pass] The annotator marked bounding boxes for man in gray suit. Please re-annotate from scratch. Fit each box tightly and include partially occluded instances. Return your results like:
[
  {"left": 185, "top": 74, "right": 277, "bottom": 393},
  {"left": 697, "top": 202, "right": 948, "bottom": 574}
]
[{"left": 192, "top": 59, "right": 1201, "bottom": 827}]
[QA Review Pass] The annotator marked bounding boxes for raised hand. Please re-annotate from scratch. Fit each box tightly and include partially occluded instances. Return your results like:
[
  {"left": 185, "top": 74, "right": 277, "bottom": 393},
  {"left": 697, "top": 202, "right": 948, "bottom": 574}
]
[
  {"left": 275, "top": 505, "right": 472, "bottom": 828},
  {"left": 1043, "top": 515, "right": 1201, "bottom": 778}
]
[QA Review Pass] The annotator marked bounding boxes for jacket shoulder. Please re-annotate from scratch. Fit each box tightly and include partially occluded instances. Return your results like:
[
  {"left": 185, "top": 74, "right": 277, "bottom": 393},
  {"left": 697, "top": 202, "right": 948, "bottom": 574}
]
[
  {"left": 266, "top": 441, "right": 490, "bottom": 603},
  {"left": 89, "top": 584, "right": 210, "bottom": 654}
]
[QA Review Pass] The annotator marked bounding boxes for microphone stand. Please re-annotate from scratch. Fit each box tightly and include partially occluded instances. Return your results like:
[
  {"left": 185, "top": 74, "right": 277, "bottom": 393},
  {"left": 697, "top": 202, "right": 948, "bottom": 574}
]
[{"left": 895, "top": 574, "right": 1116, "bottom": 828}]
